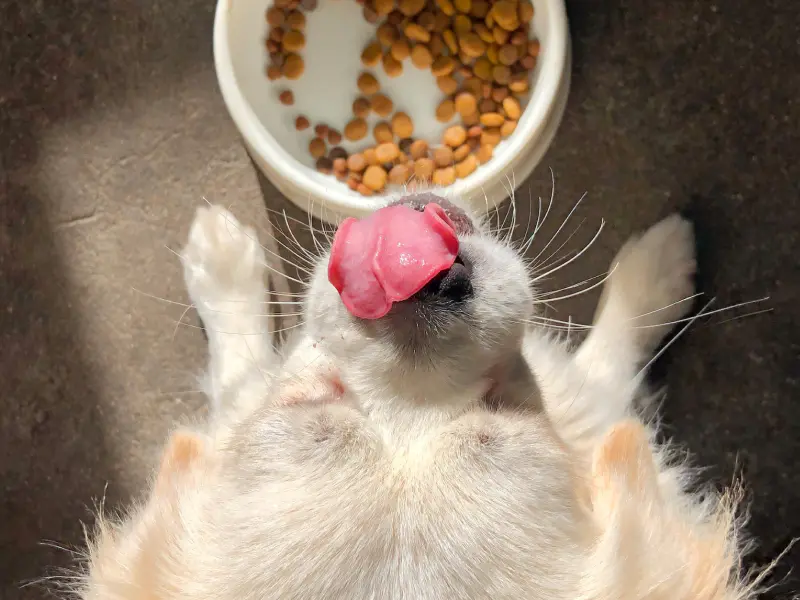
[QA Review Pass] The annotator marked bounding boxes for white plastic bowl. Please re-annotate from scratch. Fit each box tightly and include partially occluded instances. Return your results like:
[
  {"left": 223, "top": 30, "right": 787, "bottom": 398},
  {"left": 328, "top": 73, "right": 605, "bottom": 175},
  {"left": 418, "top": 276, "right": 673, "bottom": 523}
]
[{"left": 214, "top": 0, "right": 571, "bottom": 223}]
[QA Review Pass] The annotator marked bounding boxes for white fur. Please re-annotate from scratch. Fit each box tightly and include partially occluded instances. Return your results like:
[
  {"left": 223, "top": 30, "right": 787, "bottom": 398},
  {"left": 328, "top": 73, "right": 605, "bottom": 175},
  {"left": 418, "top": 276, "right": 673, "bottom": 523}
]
[{"left": 75, "top": 200, "right": 764, "bottom": 600}]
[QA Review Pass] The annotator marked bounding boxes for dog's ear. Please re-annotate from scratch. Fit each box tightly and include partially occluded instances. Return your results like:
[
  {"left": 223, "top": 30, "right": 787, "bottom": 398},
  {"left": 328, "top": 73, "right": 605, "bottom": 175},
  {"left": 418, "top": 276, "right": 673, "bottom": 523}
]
[
  {"left": 590, "top": 420, "right": 659, "bottom": 520},
  {"left": 587, "top": 421, "right": 743, "bottom": 600},
  {"left": 155, "top": 429, "right": 207, "bottom": 497}
]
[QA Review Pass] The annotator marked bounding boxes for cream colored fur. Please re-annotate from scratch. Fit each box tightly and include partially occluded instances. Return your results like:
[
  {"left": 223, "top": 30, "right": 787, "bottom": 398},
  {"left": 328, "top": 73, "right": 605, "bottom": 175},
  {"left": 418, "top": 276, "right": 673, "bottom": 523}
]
[{"left": 76, "top": 198, "right": 765, "bottom": 600}]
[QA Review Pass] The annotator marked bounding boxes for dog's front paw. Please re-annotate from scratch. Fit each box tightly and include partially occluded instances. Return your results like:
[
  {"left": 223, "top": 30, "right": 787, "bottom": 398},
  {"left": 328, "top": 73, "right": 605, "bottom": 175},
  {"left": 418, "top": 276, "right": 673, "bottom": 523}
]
[
  {"left": 598, "top": 215, "right": 696, "bottom": 352},
  {"left": 182, "top": 205, "right": 266, "bottom": 310}
]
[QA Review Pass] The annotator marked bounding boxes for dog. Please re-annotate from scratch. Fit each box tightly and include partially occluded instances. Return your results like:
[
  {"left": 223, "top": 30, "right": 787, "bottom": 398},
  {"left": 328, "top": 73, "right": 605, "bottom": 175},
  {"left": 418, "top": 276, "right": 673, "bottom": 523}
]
[{"left": 76, "top": 192, "right": 767, "bottom": 599}]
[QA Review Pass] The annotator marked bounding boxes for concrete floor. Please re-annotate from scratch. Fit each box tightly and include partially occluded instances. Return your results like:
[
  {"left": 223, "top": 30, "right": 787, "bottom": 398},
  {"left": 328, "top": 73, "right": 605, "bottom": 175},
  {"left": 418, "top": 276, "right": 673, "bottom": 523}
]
[{"left": 1, "top": 0, "right": 798, "bottom": 598}]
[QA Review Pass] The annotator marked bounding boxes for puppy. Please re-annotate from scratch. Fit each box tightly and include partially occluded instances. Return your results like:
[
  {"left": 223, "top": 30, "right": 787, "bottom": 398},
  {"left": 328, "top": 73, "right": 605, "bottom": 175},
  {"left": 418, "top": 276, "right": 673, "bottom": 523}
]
[{"left": 77, "top": 193, "right": 764, "bottom": 600}]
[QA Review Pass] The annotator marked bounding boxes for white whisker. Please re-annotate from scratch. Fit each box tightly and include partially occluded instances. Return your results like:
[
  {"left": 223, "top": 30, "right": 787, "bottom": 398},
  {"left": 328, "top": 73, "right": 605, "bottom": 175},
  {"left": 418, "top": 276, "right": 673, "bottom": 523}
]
[
  {"left": 533, "top": 262, "right": 617, "bottom": 304},
  {"left": 532, "top": 220, "right": 605, "bottom": 282}
]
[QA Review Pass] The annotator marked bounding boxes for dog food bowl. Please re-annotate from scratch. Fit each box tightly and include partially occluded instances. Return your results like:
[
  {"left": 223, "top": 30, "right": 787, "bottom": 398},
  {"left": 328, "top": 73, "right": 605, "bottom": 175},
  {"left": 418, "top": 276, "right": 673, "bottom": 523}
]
[{"left": 214, "top": 0, "right": 570, "bottom": 223}]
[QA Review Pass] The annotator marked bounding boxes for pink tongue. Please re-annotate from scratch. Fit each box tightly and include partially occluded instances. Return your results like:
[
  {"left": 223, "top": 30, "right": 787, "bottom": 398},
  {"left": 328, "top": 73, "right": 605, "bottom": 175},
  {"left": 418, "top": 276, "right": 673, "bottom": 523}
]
[{"left": 328, "top": 203, "right": 459, "bottom": 319}]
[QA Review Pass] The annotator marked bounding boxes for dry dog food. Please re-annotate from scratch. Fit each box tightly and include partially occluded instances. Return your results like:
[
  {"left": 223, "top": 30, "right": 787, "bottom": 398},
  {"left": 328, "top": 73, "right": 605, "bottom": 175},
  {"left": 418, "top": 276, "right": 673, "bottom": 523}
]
[{"left": 264, "top": 0, "right": 540, "bottom": 195}]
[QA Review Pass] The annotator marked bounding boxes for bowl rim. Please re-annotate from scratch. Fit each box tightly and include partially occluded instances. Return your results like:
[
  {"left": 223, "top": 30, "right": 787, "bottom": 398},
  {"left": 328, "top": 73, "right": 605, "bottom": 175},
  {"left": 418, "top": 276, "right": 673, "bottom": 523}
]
[{"left": 213, "top": 0, "right": 569, "bottom": 217}]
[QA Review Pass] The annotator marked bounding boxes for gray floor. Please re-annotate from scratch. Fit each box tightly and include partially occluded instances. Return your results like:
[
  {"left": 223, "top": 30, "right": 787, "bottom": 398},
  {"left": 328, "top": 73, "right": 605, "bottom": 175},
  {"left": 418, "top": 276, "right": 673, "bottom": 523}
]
[{"left": 1, "top": 1, "right": 798, "bottom": 598}]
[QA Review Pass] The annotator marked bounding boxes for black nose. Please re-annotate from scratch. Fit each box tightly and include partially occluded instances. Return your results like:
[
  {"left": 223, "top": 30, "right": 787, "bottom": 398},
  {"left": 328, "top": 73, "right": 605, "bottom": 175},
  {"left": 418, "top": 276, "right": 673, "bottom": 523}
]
[
  {"left": 390, "top": 192, "right": 474, "bottom": 235},
  {"left": 414, "top": 254, "right": 473, "bottom": 303}
]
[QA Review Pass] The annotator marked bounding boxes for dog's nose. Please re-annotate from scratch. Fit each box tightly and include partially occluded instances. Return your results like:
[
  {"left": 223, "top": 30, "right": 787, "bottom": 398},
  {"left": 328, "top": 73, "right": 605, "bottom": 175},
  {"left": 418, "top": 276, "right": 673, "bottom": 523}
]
[
  {"left": 390, "top": 192, "right": 474, "bottom": 235},
  {"left": 414, "top": 254, "right": 473, "bottom": 302}
]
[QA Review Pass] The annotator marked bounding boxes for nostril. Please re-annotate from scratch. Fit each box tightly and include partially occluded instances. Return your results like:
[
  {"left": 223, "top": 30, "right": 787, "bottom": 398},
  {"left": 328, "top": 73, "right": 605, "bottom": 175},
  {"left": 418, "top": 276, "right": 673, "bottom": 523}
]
[{"left": 414, "top": 254, "right": 474, "bottom": 302}]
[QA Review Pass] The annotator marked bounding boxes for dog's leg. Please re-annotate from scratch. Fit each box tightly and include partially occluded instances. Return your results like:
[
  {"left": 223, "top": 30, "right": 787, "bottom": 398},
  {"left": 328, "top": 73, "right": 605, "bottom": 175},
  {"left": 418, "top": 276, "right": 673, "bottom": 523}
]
[
  {"left": 182, "top": 205, "right": 275, "bottom": 416},
  {"left": 545, "top": 215, "right": 696, "bottom": 447}
]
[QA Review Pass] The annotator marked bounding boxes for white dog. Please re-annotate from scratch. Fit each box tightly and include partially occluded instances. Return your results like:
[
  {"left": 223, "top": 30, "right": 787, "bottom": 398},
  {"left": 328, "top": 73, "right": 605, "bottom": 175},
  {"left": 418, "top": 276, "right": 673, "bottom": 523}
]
[{"left": 77, "top": 192, "right": 769, "bottom": 600}]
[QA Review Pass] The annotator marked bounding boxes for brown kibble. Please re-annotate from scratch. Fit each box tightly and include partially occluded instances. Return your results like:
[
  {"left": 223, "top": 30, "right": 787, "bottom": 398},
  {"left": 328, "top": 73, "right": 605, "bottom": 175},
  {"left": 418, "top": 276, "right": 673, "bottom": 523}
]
[
  {"left": 492, "top": 86, "right": 509, "bottom": 103},
  {"left": 453, "top": 15, "right": 472, "bottom": 35},
  {"left": 329, "top": 146, "right": 348, "bottom": 160},
  {"left": 363, "top": 165, "right": 388, "bottom": 191},
  {"left": 333, "top": 157, "right": 348, "bottom": 173},
  {"left": 454, "top": 153, "right": 477, "bottom": 178},
  {"left": 467, "top": 125, "right": 482, "bottom": 138},
  {"left": 473, "top": 57, "right": 493, "bottom": 80},
  {"left": 376, "top": 142, "right": 401, "bottom": 163},
  {"left": 502, "top": 96, "right": 522, "bottom": 120},
  {"left": 476, "top": 143, "right": 493, "bottom": 164},
  {"left": 357, "top": 72, "right": 380, "bottom": 94},
  {"left": 471, "top": 0, "right": 489, "bottom": 18},
  {"left": 528, "top": 39, "right": 541, "bottom": 57},
  {"left": 278, "top": 89, "right": 294, "bottom": 105},
  {"left": 328, "top": 129, "right": 343, "bottom": 144},
  {"left": 436, "top": 98, "right": 455, "bottom": 122},
  {"left": 462, "top": 77, "right": 483, "bottom": 97},
  {"left": 498, "top": 44, "right": 518, "bottom": 66},
  {"left": 481, "top": 127, "right": 501, "bottom": 145},
  {"left": 479, "top": 98, "right": 497, "bottom": 113},
  {"left": 405, "top": 22, "right": 431, "bottom": 42},
  {"left": 518, "top": 0, "right": 534, "bottom": 23},
  {"left": 286, "top": 10, "right": 306, "bottom": 30},
  {"left": 433, "top": 145, "right": 454, "bottom": 167},
  {"left": 437, "top": 75, "right": 458, "bottom": 94},
  {"left": 363, "top": 6, "right": 380, "bottom": 23},
  {"left": 493, "top": 26, "right": 509, "bottom": 45},
  {"left": 309, "top": 137, "right": 326, "bottom": 158},
  {"left": 316, "top": 156, "right": 333, "bottom": 174},
  {"left": 481, "top": 82, "right": 493, "bottom": 98},
  {"left": 314, "top": 123, "right": 329, "bottom": 138},
  {"left": 432, "top": 166, "right": 456, "bottom": 186},
  {"left": 371, "top": 93, "right": 394, "bottom": 117},
  {"left": 374, "top": 121, "right": 394, "bottom": 143},
  {"left": 399, "top": 137, "right": 414, "bottom": 153},
  {"left": 510, "top": 31, "right": 527, "bottom": 46},
  {"left": 492, "top": 1, "right": 519, "bottom": 31},
  {"left": 282, "top": 30, "right": 305, "bottom": 52},
  {"left": 377, "top": 23, "right": 398, "bottom": 46},
  {"left": 375, "top": 0, "right": 395, "bottom": 16},
  {"left": 436, "top": 0, "right": 456, "bottom": 16},
  {"left": 492, "top": 64, "right": 511, "bottom": 84},
  {"left": 387, "top": 9, "right": 404, "bottom": 24},
  {"left": 431, "top": 56, "right": 456, "bottom": 77},
  {"left": 266, "top": 7, "right": 285, "bottom": 26},
  {"left": 301, "top": 0, "right": 317, "bottom": 9},
  {"left": 396, "top": 151, "right": 409, "bottom": 164},
  {"left": 453, "top": 143, "right": 471, "bottom": 162},
  {"left": 443, "top": 125, "right": 467, "bottom": 147},
  {"left": 429, "top": 33, "right": 445, "bottom": 56},
  {"left": 295, "top": 115, "right": 310, "bottom": 130},
  {"left": 509, "top": 74, "right": 529, "bottom": 93},
  {"left": 361, "top": 41, "right": 383, "bottom": 66},
  {"left": 410, "top": 44, "right": 433, "bottom": 68},
  {"left": 433, "top": 11, "right": 451, "bottom": 31},
  {"left": 390, "top": 38, "right": 411, "bottom": 60},
  {"left": 391, "top": 112, "right": 414, "bottom": 138},
  {"left": 457, "top": 65, "right": 473, "bottom": 78},
  {"left": 462, "top": 111, "right": 480, "bottom": 126},
  {"left": 454, "top": 92, "right": 478, "bottom": 116},
  {"left": 353, "top": 96, "right": 372, "bottom": 118},
  {"left": 500, "top": 119, "right": 517, "bottom": 137},
  {"left": 357, "top": 183, "right": 374, "bottom": 196},
  {"left": 347, "top": 177, "right": 360, "bottom": 191},
  {"left": 417, "top": 11, "right": 437, "bottom": 31},
  {"left": 474, "top": 23, "right": 494, "bottom": 44},
  {"left": 409, "top": 139, "right": 429, "bottom": 160},
  {"left": 459, "top": 33, "right": 485, "bottom": 58},
  {"left": 442, "top": 29, "right": 459, "bottom": 53},
  {"left": 414, "top": 158, "right": 435, "bottom": 180},
  {"left": 347, "top": 153, "right": 367, "bottom": 172},
  {"left": 283, "top": 53, "right": 304, "bottom": 79},
  {"left": 267, "top": 39, "right": 280, "bottom": 53},
  {"left": 382, "top": 53, "right": 403, "bottom": 77},
  {"left": 344, "top": 118, "right": 369, "bottom": 141},
  {"left": 454, "top": 0, "right": 471, "bottom": 12},
  {"left": 520, "top": 54, "right": 536, "bottom": 70},
  {"left": 389, "top": 164, "right": 411, "bottom": 185},
  {"left": 398, "top": 0, "right": 426, "bottom": 16},
  {"left": 266, "top": 64, "right": 282, "bottom": 80}
]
